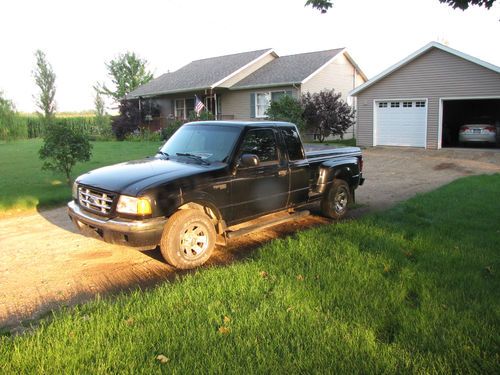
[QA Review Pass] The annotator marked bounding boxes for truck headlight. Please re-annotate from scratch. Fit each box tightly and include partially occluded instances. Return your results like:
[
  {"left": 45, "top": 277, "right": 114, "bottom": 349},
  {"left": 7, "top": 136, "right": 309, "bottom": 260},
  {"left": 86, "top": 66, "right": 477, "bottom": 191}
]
[
  {"left": 116, "top": 195, "right": 152, "bottom": 216},
  {"left": 72, "top": 182, "right": 78, "bottom": 199}
]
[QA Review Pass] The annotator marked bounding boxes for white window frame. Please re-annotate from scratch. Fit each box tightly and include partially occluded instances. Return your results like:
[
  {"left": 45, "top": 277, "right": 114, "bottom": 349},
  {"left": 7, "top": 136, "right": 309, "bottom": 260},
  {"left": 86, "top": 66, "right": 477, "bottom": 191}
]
[
  {"left": 255, "top": 92, "right": 271, "bottom": 118},
  {"left": 174, "top": 98, "right": 186, "bottom": 119}
]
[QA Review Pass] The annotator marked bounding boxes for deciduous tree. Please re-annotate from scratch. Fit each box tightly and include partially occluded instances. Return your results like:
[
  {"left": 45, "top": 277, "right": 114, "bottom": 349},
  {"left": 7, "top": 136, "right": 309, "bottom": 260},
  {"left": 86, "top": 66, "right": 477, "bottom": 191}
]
[
  {"left": 305, "top": 0, "right": 496, "bottom": 12},
  {"left": 96, "top": 52, "right": 153, "bottom": 103},
  {"left": 33, "top": 50, "right": 56, "bottom": 120},
  {"left": 39, "top": 124, "right": 92, "bottom": 185},
  {"left": 302, "top": 90, "right": 355, "bottom": 142}
]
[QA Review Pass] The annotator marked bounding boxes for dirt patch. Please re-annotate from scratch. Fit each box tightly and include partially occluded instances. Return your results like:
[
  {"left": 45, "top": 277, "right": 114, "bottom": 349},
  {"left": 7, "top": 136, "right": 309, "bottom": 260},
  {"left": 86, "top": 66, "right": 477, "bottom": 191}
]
[
  {"left": 0, "top": 147, "right": 499, "bottom": 330},
  {"left": 433, "top": 162, "right": 473, "bottom": 174}
]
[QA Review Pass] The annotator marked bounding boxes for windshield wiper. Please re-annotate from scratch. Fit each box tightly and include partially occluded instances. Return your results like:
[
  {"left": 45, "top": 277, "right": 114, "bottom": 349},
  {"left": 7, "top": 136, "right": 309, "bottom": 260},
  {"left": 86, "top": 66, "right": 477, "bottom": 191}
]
[
  {"left": 176, "top": 152, "right": 210, "bottom": 165},
  {"left": 156, "top": 151, "right": 169, "bottom": 159}
]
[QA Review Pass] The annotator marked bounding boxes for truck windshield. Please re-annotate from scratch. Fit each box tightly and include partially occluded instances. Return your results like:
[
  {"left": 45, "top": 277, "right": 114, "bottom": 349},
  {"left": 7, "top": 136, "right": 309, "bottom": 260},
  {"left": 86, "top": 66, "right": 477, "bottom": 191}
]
[{"left": 159, "top": 125, "right": 241, "bottom": 164}]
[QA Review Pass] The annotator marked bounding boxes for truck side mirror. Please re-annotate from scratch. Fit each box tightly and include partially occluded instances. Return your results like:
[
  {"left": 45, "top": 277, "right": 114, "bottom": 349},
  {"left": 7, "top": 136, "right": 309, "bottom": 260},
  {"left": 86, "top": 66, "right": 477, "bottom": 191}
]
[{"left": 240, "top": 154, "right": 260, "bottom": 168}]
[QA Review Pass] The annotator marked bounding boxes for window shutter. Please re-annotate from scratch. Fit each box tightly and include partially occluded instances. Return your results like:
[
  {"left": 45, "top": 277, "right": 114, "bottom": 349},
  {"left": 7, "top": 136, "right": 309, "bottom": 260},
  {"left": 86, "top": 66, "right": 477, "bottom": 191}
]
[{"left": 250, "top": 93, "right": 256, "bottom": 118}]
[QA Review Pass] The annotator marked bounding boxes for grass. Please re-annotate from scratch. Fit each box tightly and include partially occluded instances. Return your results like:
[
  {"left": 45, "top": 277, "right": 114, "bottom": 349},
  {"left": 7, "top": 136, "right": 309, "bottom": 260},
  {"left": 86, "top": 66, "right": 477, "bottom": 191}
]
[
  {"left": 1, "top": 174, "right": 499, "bottom": 373},
  {"left": 0, "top": 139, "right": 162, "bottom": 214}
]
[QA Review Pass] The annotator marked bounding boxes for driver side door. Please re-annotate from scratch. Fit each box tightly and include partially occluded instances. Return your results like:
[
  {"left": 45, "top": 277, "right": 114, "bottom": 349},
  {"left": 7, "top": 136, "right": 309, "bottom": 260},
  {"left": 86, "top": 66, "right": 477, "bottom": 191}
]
[{"left": 230, "top": 128, "right": 289, "bottom": 222}]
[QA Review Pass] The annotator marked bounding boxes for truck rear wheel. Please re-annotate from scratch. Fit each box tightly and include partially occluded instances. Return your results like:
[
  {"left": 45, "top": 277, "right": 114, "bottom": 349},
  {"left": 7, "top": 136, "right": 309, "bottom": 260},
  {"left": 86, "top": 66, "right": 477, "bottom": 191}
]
[
  {"left": 160, "top": 209, "right": 216, "bottom": 269},
  {"left": 321, "top": 179, "right": 351, "bottom": 220}
]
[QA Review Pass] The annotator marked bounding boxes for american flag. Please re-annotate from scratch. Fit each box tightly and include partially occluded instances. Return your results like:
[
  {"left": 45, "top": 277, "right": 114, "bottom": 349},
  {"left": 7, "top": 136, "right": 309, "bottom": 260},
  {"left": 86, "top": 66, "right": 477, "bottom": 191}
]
[{"left": 195, "top": 95, "right": 205, "bottom": 114}]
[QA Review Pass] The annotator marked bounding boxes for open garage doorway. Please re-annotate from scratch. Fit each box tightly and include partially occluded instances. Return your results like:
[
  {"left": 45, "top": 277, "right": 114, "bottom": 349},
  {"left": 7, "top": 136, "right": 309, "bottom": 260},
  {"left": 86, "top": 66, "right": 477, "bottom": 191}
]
[{"left": 441, "top": 98, "right": 500, "bottom": 148}]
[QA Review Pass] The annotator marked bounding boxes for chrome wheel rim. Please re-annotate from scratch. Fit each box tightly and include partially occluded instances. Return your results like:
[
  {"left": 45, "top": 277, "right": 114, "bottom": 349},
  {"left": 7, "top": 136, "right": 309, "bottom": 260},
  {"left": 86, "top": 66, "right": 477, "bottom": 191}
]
[
  {"left": 180, "top": 224, "right": 209, "bottom": 259},
  {"left": 333, "top": 187, "right": 348, "bottom": 214}
]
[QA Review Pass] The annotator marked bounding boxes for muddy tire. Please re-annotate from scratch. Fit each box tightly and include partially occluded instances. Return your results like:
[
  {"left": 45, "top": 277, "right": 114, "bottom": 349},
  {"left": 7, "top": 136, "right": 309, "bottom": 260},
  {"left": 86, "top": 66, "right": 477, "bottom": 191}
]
[
  {"left": 320, "top": 179, "right": 351, "bottom": 220},
  {"left": 160, "top": 209, "right": 216, "bottom": 269}
]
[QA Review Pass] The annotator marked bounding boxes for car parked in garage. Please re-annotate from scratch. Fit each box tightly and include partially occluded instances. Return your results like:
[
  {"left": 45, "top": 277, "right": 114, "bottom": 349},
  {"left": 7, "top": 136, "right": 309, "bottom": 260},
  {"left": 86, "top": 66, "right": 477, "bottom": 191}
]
[{"left": 459, "top": 123, "right": 497, "bottom": 145}]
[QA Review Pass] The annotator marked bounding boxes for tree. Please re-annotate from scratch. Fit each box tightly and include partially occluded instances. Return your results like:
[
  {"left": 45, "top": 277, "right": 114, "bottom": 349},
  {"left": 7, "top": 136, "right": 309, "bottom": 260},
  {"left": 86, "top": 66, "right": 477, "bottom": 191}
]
[
  {"left": 39, "top": 124, "right": 92, "bottom": 185},
  {"left": 112, "top": 100, "right": 142, "bottom": 140},
  {"left": 439, "top": 0, "right": 496, "bottom": 9},
  {"left": 33, "top": 50, "right": 56, "bottom": 119},
  {"left": 94, "top": 90, "right": 106, "bottom": 118},
  {"left": 96, "top": 52, "right": 153, "bottom": 103},
  {"left": 302, "top": 90, "right": 355, "bottom": 142},
  {"left": 265, "top": 95, "right": 305, "bottom": 131},
  {"left": 305, "top": 0, "right": 496, "bottom": 12}
]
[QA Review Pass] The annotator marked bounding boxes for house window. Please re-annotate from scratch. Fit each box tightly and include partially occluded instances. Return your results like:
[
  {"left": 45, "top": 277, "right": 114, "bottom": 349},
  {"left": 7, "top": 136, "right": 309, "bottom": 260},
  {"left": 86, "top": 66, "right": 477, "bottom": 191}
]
[
  {"left": 416, "top": 101, "right": 426, "bottom": 108},
  {"left": 378, "top": 102, "right": 388, "bottom": 108},
  {"left": 390, "top": 102, "right": 400, "bottom": 108},
  {"left": 403, "top": 101, "right": 412, "bottom": 108},
  {"left": 256, "top": 92, "right": 271, "bottom": 118},
  {"left": 175, "top": 99, "right": 186, "bottom": 119}
]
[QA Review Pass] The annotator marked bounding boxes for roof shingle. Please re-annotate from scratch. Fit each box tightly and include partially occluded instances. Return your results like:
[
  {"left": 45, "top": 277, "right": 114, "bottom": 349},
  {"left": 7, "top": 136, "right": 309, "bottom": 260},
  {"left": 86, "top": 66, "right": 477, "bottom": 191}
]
[
  {"left": 127, "top": 48, "right": 272, "bottom": 98},
  {"left": 231, "top": 48, "right": 344, "bottom": 89}
]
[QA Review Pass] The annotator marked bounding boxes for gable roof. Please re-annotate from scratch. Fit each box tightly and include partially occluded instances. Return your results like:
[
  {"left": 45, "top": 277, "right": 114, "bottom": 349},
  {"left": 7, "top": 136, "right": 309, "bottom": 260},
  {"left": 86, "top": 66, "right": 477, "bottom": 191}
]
[
  {"left": 350, "top": 41, "right": 500, "bottom": 96},
  {"left": 127, "top": 48, "right": 274, "bottom": 98},
  {"left": 231, "top": 48, "right": 346, "bottom": 89}
]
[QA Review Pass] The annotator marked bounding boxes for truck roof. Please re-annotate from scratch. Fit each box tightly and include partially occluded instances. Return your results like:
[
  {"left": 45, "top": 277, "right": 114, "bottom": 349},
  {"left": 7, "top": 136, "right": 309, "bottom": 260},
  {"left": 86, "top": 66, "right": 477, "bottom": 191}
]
[{"left": 183, "top": 120, "right": 297, "bottom": 128}]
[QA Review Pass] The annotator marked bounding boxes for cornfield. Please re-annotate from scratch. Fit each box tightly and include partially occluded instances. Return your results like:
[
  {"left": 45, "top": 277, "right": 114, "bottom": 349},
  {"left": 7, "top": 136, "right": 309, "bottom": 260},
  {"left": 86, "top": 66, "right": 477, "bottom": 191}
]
[{"left": 0, "top": 115, "right": 113, "bottom": 141}]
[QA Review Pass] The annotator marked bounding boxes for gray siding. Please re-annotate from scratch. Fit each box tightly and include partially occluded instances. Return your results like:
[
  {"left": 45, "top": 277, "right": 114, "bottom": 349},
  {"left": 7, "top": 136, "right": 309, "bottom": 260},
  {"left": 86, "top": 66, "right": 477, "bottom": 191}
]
[{"left": 355, "top": 48, "right": 500, "bottom": 149}]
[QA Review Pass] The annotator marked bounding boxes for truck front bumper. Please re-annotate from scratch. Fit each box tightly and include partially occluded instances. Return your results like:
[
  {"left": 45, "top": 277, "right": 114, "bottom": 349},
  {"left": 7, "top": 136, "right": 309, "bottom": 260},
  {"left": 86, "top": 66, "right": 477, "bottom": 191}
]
[{"left": 67, "top": 201, "right": 167, "bottom": 247}]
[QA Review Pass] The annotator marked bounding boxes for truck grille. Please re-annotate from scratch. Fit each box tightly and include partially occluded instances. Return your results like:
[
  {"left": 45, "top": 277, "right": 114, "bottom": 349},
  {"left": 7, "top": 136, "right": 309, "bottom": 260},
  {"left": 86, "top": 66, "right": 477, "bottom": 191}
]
[{"left": 78, "top": 187, "right": 115, "bottom": 214}]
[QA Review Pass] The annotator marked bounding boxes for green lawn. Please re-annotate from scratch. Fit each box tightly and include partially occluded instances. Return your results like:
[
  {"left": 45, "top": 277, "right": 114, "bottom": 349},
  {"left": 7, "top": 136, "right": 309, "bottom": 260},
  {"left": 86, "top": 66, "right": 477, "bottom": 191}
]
[
  {"left": 1, "top": 174, "right": 499, "bottom": 373},
  {"left": 0, "top": 139, "right": 162, "bottom": 214}
]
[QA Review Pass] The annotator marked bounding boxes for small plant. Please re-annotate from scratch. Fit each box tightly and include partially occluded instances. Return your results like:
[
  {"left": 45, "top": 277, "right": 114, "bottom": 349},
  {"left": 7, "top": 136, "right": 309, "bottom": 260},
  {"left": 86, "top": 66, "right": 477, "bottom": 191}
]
[{"left": 39, "top": 124, "right": 92, "bottom": 185}]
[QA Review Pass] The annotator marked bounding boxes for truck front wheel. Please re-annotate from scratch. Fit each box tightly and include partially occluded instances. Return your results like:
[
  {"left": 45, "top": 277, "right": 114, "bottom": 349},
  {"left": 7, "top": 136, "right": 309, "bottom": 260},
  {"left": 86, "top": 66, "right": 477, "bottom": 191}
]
[
  {"left": 160, "top": 209, "right": 216, "bottom": 269},
  {"left": 321, "top": 179, "right": 351, "bottom": 220}
]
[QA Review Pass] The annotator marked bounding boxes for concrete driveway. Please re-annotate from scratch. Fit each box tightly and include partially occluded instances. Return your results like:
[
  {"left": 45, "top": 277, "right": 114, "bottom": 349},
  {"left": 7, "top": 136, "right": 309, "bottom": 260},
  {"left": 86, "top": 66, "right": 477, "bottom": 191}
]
[{"left": 1, "top": 147, "right": 499, "bottom": 330}]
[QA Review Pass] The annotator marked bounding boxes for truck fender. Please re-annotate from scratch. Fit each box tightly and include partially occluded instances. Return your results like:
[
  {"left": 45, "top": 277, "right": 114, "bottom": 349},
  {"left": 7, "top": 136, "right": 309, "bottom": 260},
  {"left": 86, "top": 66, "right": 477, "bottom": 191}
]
[
  {"left": 162, "top": 190, "right": 224, "bottom": 233},
  {"left": 316, "top": 157, "right": 360, "bottom": 194}
]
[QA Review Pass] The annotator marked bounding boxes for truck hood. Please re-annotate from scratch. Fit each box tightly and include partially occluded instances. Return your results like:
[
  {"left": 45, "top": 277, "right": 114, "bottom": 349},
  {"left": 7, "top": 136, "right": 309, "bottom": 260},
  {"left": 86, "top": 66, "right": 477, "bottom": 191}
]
[{"left": 76, "top": 157, "right": 224, "bottom": 196}]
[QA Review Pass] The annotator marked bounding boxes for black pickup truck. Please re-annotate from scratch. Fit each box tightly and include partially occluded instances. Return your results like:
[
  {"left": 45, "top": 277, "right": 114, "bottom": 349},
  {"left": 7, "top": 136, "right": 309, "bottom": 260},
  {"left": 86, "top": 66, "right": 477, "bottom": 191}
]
[{"left": 68, "top": 121, "right": 364, "bottom": 269}]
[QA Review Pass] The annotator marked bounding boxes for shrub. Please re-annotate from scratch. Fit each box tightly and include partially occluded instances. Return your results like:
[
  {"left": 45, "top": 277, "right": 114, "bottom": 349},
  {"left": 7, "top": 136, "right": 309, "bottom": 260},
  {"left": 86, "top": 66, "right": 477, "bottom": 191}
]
[
  {"left": 39, "top": 124, "right": 92, "bottom": 185},
  {"left": 302, "top": 89, "right": 355, "bottom": 142},
  {"left": 161, "top": 120, "right": 184, "bottom": 140},
  {"left": 265, "top": 95, "right": 305, "bottom": 131},
  {"left": 125, "top": 128, "right": 163, "bottom": 142},
  {"left": 188, "top": 110, "right": 215, "bottom": 121}
]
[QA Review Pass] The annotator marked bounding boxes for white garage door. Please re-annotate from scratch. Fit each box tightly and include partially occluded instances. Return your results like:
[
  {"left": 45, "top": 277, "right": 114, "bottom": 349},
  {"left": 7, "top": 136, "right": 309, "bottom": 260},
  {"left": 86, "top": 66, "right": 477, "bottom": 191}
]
[{"left": 375, "top": 100, "right": 427, "bottom": 147}]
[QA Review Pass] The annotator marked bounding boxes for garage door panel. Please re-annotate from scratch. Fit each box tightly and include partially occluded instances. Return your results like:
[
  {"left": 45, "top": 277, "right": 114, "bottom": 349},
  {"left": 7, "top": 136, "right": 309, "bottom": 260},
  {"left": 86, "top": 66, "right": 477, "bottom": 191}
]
[{"left": 375, "top": 101, "right": 427, "bottom": 147}]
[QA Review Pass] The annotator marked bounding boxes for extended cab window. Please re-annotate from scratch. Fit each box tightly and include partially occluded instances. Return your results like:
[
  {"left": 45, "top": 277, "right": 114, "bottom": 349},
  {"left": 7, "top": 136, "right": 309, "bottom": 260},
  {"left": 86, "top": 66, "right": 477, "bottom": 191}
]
[
  {"left": 281, "top": 128, "right": 304, "bottom": 160},
  {"left": 239, "top": 129, "right": 278, "bottom": 164}
]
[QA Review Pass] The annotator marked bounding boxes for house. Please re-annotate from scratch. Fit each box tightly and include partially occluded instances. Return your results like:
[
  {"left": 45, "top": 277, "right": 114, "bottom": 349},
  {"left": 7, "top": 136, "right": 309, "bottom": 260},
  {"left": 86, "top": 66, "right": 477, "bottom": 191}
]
[
  {"left": 127, "top": 47, "right": 367, "bottom": 137},
  {"left": 350, "top": 42, "right": 500, "bottom": 149}
]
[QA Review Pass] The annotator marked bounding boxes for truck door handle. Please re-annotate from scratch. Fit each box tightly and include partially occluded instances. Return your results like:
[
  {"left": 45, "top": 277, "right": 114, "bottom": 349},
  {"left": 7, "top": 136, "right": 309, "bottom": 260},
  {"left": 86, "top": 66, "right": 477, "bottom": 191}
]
[{"left": 278, "top": 170, "right": 288, "bottom": 177}]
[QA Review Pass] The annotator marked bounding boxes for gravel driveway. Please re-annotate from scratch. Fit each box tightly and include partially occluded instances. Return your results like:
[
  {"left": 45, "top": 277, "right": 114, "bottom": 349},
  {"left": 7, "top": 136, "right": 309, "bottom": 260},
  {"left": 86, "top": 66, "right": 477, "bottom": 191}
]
[{"left": 1, "top": 147, "right": 499, "bottom": 330}]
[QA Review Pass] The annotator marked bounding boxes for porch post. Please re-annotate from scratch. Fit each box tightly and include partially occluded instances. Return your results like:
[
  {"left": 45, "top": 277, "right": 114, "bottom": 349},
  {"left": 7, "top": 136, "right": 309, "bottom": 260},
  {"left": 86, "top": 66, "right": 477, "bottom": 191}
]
[{"left": 214, "top": 93, "right": 218, "bottom": 119}]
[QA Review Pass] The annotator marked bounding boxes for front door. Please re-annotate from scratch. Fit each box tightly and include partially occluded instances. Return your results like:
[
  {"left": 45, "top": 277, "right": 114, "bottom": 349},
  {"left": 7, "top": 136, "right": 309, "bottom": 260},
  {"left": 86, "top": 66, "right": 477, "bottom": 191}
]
[{"left": 230, "top": 128, "right": 289, "bottom": 222}]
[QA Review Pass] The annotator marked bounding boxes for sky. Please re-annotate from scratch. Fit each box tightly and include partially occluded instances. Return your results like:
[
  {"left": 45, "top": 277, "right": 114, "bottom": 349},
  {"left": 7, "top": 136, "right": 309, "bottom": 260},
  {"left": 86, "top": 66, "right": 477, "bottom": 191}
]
[{"left": 1, "top": 0, "right": 499, "bottom": 113}]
